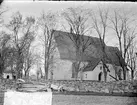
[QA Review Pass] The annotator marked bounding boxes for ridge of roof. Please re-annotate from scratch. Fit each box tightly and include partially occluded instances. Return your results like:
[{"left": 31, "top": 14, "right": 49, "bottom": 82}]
[{"left": 54, "top": 30, "right": 102, "bottom": 40}]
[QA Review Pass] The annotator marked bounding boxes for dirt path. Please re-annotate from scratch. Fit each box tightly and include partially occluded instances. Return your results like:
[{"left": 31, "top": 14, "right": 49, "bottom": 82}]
[{"left": 53, "top": 95, "right": 137, "bottom": 105}]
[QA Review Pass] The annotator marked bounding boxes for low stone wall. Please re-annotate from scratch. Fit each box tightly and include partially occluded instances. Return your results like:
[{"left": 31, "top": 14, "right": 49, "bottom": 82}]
[
  {"left": 0, "top": 78, "right": 137, "bottom": 94},
  {"left": 48, "top": 80, "right": 137, "bottom": 94}
]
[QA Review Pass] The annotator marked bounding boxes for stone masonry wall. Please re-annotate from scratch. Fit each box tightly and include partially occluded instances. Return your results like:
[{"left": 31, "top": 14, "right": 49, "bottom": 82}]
[{"left": 48, "top": 80, "right": 137, "bottom": 94}]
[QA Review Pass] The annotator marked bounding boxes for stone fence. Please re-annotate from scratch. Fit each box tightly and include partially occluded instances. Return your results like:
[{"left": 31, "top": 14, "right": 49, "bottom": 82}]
[
  {"left": 47, "top": 80, "right": 137, "bottom": 94},
  {"left": 0, "top": 79, "right": 137, "bottom": 94}
]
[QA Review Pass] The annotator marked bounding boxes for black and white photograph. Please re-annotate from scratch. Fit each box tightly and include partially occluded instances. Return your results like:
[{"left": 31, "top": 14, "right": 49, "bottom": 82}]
[{"left": 0, "top": 0, "right": 137, "bottom": 105}]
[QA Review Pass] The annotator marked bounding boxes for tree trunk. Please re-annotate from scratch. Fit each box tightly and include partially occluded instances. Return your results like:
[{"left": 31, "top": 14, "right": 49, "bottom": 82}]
[
  {"left": 103, "top": 63, "right": 107, "bottom": 82},
  {"left": 119, "top": 38, "right": 122, "bottom": 53},
  {"left": 79, "top": 70, "right": 83, "bottom": 81},
  {"left": 0, "top": 53, "right": 4, "bottom": 78},
  {"left": 16, "top": 54, "right": 23, "bottom": 79},
  {"left": 123, "top": 53, "right": 126, "bottom": 80},
  {"left": 44, "top": 64, "right": 48, "bottom": 80},
  {"left": 74, "top": 61, "right": 81, "bottom": 80},
  {"left": 131, "top": 69, "right": 134, "bottom": 80},
  {"left": 16, "top": 60, "right": 20, "bottom": 79},
  {"left": 74, "top": 69, "right": 79, "bottom": 80},
  {"left": 44, "top": 36, "right": 50, "bottom": 80},
  {"left": 123, "top": 66, "right": 126, "bottom": 80},
  {"left": 102, "top": 44, "right": 107, "bottom": 82},
  {"left": 73, "top": 48, "right": 81, "bottom": 80},
  {"left": 0, "top": 62, "right": 4, "bottom": 77},
  {"left": 24, "top": 70, "right": 29, "bottom": 78},
  {"left": 118, "top": 38, "right": 127, "bottom": 80},
  {"left": 24, "top": 71, "right": 27, "bottom": 77},
  {"left": 44, "top": 60, "right": 49, "bottom": 80},
  {"left": 44, "top": 39, "right": 48, "bottom": 80}
]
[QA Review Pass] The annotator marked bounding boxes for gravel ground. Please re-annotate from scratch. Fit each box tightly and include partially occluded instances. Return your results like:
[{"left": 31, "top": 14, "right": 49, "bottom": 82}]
[{"left": 52, "top": 94, "right": 137, "bottom": 105}]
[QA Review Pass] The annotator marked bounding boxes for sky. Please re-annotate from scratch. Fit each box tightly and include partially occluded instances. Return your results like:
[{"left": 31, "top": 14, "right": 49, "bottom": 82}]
[
  {"left": 2, "top": 1, "right": 137, "bottom": 47},
  {"left": 1, "top": 1, "right": 137, "bottom": 48}
]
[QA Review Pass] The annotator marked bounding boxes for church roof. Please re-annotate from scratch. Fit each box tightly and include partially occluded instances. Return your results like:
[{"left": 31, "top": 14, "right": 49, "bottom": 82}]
[{"left": 53, "top": 30, "right": 124, "bottom": 67}]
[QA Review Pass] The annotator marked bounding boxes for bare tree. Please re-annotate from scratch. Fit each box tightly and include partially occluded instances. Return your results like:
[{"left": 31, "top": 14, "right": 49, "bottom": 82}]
[
  {"left": 62, "top": 7, "right": 92, "bottom": 80},
  {"left": 0, "top": 32, "right": 18, "bottom": 78},
  {"left": 126, "top": 39, "right": 137, "bottom": 80},
  {"left": 0, "top": 5, "right": 8, "bottom": 77},
  {"left": 23, "top": 46, "right": 44, "bottom": 79},
  {"left": 7, "top": 12, "right": 35, "bottom": 79},
  {"left": 90, "top": 7, "right": 109, "bottom": 82},
  {"left": 23, "top": 51, "right": 34, "bottom": 78},
  {"left": 37, "top": 11, "right": 57, "bottom": 80},
  {"left": 0, "top": 32, "right": 11, "bottom": 77},
  {"left": 110, "top": 9, "right": 137, "bottom": 80}
]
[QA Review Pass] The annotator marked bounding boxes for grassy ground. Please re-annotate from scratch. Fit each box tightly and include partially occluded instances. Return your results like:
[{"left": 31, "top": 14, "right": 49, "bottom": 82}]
[
  {"left": 52, "top": 94, "right": 137, "bottom": 105},
  {"left": 0, "top": 92, "right": 137, "bottom": 105},
  {"left": 53, "top": 91, "right": 137, "bottom": 97}
]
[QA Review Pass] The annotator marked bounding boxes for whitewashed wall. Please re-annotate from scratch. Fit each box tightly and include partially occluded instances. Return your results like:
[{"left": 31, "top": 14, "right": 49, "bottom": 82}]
[
  {"left": 83, "top": 61, "right": 104, "bottom": 81},
  {"left": 52, "top": 47, "right": 122, "bottom": 81},
  {"left": 83, "top": 62, "right": 122, "bottom": 81},
  {"left": 3, "top": 73, "right": 13, "bottom": 79},
  {"left": 52, "top": 59, "right": 73, "bottom": 80}
]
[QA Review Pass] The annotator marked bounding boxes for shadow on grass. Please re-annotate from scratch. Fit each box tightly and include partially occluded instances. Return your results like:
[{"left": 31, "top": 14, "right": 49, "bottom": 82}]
[{"left": 53, "top": 91, "right": 137, "bottom": 97}]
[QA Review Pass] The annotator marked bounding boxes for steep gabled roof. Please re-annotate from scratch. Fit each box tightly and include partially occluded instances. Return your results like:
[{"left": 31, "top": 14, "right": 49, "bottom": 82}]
[
  {"left": 54, "top": 30, "right": 103, "bottom": 60},
  {"left": 83, "top": 57, "right": 101, "bottom": 72},
  {"left": 53, "top": 30, "right": 124, "bottom": 66}
]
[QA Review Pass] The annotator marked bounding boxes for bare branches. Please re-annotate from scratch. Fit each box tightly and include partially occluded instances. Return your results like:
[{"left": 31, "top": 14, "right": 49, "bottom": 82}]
[
  {"left": 6, "top": 12, "right": 36, "bottom": 78},
  {"left": 126, "top": 39, "right": 137, "bottom": 80},
  {"left": 109, "top": 10, "right": 124, "bottom": 40},
  {"left": 37, "top": 11, "right": 57, "bottom": 80},
  {"left": 62, "top": 7, "right": 91, "bottom": 50},
  {"left": 62, "top": 7, "right": 92, "bottom": 80},
  {"left": 91, "top": 7, "right": 109, "bottom": 42},
  {"left": 90, "top": 7, "right": 110, "bottom": 82},
  {"left": 0, "top": 32, "right": 11, "bottom": 75},
  {"left": 62, "top": 7, "right": 90, "bottom": 34},
  {"left": 110, "top": 8, "right": 137, "bottom": 80}
]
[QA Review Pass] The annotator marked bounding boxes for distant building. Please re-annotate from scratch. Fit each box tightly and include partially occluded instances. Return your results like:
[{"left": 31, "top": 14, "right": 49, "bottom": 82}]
[
  {"left": 3, "top": 70, "right": 12, "bottom": 79},
  {"left": 51, "top": 30, "right": 124, "bottom": 81},
  {"left": 3, "top": 70, "right": 16, "bottom": 80}
]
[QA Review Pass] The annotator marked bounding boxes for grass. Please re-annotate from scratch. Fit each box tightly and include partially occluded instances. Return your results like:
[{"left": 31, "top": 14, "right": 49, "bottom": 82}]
[
  {"left": 52, "top": 94, "right": 137, "bottom": 105},
  {"left": 52, "top": 91, "right": 137, "bottom": 97}
]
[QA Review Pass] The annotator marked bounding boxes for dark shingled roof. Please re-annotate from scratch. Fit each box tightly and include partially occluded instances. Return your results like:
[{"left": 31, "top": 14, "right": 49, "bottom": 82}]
[
  {"left": 53, "top": 30, "right": 124, "bottom": 68},
  {"left": 105, "top": 46, "right": 122, "bottom": 66}
]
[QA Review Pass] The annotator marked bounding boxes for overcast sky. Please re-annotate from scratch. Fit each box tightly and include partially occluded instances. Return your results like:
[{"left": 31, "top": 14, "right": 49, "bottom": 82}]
[{"left": 2, "top": 1, "right": 137, "bottom": 47}]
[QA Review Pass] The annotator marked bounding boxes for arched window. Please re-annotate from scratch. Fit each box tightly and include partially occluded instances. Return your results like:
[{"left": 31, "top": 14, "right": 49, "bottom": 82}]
[
  {"left": 7, "top": 75, "right": 9, "bottom": 79},
  {"left": 98, "top": 72, "right": 102, "bottom": 81},
  {"left": 13, "top": 75, "right": 16, "bottom": 80}
]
